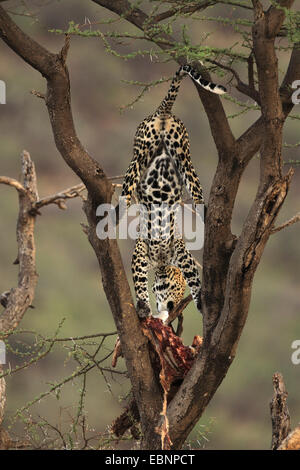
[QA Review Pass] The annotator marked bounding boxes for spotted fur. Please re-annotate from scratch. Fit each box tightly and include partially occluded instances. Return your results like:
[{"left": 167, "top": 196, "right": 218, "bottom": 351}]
[
  {"left": 130, "top": 141, "right": 202, "bottom": 320},
  {"left": 121, "top": 66, "right": 225, "bottom": 319},
  {"left": 152, "top": 265, "right": 186, "bottom": 315}
]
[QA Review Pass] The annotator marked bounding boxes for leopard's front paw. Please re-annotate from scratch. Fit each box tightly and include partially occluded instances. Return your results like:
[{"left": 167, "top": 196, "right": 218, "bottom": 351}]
[{"left": 136, "top": 300, "right": 151, "bottom": 319}]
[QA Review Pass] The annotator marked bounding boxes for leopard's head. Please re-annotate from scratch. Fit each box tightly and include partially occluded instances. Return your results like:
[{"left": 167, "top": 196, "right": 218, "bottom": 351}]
[{"left": 152, "top": 265, "right": 186, "bottom": 321}]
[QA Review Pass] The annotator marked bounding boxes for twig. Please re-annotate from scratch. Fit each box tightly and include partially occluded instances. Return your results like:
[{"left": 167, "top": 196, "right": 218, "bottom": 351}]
[
  {"left": 0, "top": 176, "right": 26, "bottom": 194},
  {"left": 30, "top": 89, "right": 45, "bottom": 100},
  {"left": 38, "top": 331, "right": 117, "bottom": 342},
  {"left": 206, "top": 58, "right": 260, "bottom": 104},
  {"left": 271, "top": 212, "right": 300, "bottom": 234},
  {"left": 33, "top": 175, "right": 125, "bottom": 211},
  {"left": 34, "top": 183, "right": 86, "bottom": 210},
  {"left": 150, "top": 1, "right": 214, "bottom": 24}
]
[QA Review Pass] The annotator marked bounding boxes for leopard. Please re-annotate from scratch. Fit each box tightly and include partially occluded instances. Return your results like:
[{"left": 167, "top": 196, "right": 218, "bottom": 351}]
[
  {"left": 119, "top": 65, "right": 226, "bottom": 321},
  {"left": 131, "top": 139, "right": 203, "bottom": 321}
]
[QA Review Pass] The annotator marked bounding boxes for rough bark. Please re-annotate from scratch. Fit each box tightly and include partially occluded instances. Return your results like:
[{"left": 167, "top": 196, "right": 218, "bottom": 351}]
[
  {"left": 269, "top": 372, "right": 300, "bottom": 451},
  {"left": 0, "top": 5, "right": 163, "bottom": 447},
  {"left": 92, "top": 0, "right": 298, "bottom": 449},
  {"left": 0, "top": 1, "right": 298, "bottom": 449},
  {"left": 0, "top": 151, "right": 38, "bottom": 336},
  {"left": 0, "top": 150, "right": 39, "bottom": 449},
  {"left": 270, "top": 372, "right": 291, "bottom": 450},
  {"left": 162, "top": 1, "right": 296, "bottom": 448}
]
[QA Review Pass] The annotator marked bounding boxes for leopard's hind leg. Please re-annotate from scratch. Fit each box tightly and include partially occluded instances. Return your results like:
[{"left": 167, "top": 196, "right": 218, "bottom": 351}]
[
  {"left": 173, "top": 239, "right": 202, "bottom": 312},
  {"left": 131, "top": 238, "right": 151, "bottom": 318}
]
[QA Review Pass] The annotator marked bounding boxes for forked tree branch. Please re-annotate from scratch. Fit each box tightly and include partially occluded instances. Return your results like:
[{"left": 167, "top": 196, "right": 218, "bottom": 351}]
[
  {"left": 0, "top": 150, "right": 39, "bottom": 449},
  {"left": 0, "top": 5, "right": 163, "bottom": 447},
  {"left": 0, "top": 151, "right": 38, "bottom": 336},
  {"left": 0, "top": 1, "right": 298, "bottom": 450},
  {"left": 160, "top": 2, "right": 295, "bottom": 448},
  {"left": 33, "top": 175, "right": 124, "bottom": 211},
  {"left": 34, "top": 183, "right": 86, "bottom": 211},
  {"left": 90, "top": 3, "right": 298, "bottom": 346},
  {"left": 91, "top": 2, "right": 239, "bottom": 358},
  {"left": 90, "top": 7, "right": 298, "bottom": 338}
]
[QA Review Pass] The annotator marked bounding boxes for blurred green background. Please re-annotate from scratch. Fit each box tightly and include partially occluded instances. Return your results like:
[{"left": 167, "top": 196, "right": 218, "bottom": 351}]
[{"left": 0, "top": 0, "right": 299, "bottom": 450}]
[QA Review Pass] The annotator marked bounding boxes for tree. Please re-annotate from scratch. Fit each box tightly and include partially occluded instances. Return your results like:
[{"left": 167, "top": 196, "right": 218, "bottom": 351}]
[{"left": 0, "top": 0, "right": 299, "bottom": 450}]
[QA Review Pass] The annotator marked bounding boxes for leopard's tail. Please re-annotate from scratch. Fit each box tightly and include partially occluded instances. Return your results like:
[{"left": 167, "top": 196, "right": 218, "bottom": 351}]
[
  {"left": 156, "top": 65, "right": 226, "bottom": 116},
  {"left": 182, "top": 65, "right": 227, "bottom": 95},
  {"left": 155, "top": 68, "right": 185, "bottom": 116}
]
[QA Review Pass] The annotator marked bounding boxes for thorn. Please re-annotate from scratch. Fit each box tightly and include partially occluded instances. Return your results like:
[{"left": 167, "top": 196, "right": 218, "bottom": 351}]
[
  {"left": 30, "top": 90, "right": 45, "bottom": 100},
  {"left": 80, "top": 223, "right": 89, "bottom": 235},
  {"left": 57, "top": 200, "right": 67, "bottom": 210}
]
